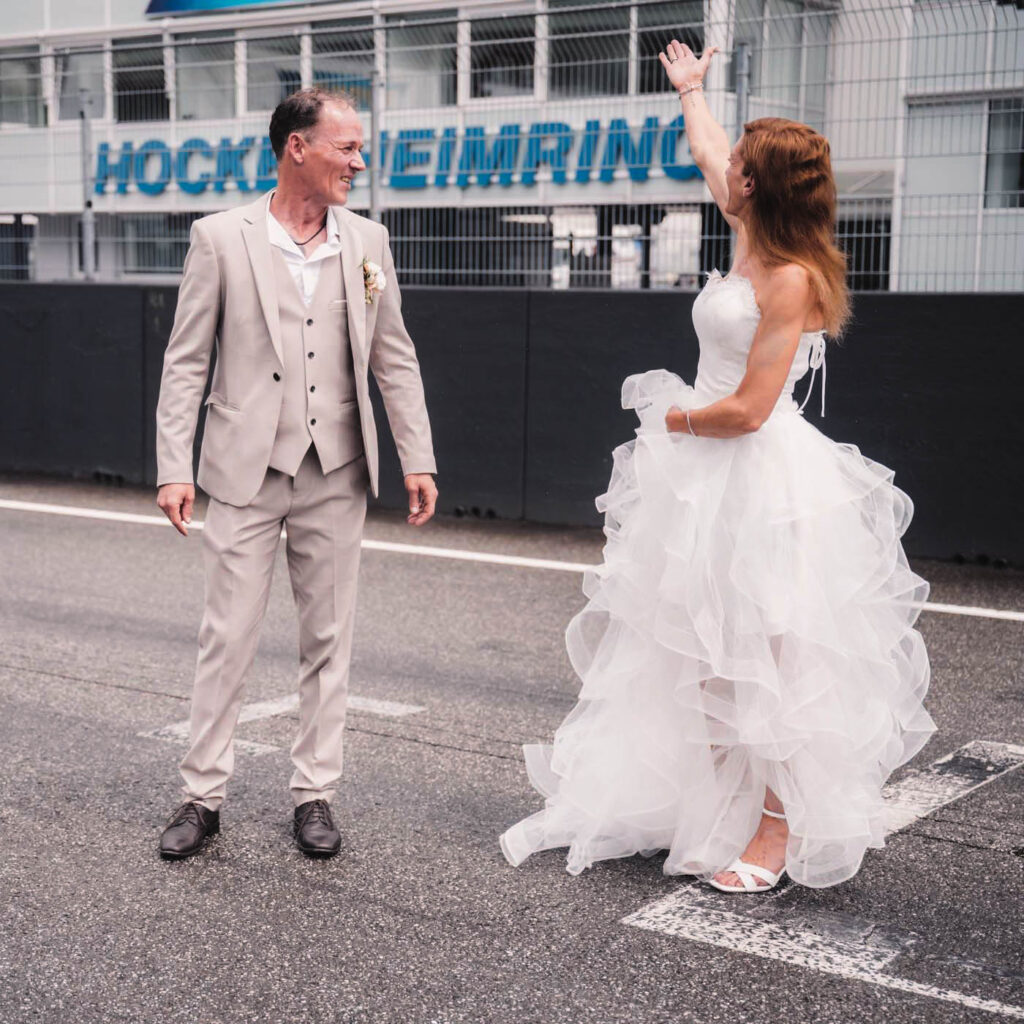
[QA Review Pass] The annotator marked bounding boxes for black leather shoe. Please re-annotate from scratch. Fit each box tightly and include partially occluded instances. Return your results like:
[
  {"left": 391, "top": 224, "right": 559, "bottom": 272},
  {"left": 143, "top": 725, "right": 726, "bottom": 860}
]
[
  {"left": 159, "top": 801, "right": 220, "bottom": 860},
  {"left": 293, "top": 799, "right": 341, "bottom": 858}
]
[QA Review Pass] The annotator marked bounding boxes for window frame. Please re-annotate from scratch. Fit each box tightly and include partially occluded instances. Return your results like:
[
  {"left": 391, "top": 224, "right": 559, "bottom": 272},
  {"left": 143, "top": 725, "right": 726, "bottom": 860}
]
[
  {"left": 173, "top": 29, "right": 237, "bottom": 123},
  {"left": 465, "top": 10, "right": 538, "bottom": 106},
  {"left": 0, "top": 45, "right": 46, "bottom": 128},
  {"left": 983, "top": 94, "right": 1024, "bottom": 211}
]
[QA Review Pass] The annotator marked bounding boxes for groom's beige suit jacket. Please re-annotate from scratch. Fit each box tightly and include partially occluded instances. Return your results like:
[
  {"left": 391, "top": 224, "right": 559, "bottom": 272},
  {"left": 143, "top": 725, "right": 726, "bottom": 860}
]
[{"left": 156, "top": 192, "right": 436, "bottom": 506}]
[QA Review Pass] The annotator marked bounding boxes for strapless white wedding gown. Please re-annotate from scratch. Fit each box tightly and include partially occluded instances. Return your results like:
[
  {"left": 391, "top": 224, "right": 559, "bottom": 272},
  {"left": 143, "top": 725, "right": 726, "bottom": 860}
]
[{"left": 500, "top": 270, "right": 935, "bottom": 889}]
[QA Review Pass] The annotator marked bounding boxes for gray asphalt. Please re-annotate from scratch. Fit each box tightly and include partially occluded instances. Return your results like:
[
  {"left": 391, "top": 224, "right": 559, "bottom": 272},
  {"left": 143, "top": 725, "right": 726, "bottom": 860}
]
[{"left": 1, "top": 473, "right": 1023, "bottom": 1024}]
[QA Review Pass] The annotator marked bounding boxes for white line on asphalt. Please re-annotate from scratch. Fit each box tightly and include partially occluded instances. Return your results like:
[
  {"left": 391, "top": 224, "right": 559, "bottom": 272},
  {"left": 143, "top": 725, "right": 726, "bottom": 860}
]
[
  {"left": 360, "top": 538, "right": 595, "bottom": 574},
  {"left": 3, "top": 498, "right": 1023, "bottom": 622},
  {"left": 883, "top": 739, "right": 1024, "bottom": 833},
  {"left": 624, "top": 891, "right": 1024, "bottom": 1019},
  {"left": 623, "top": 740, "right": 1024, "bottom": 1020},
  {"left": 138, "top": 692, "right": 426, "bottom": 754},
  {"left": 0, "top": 499, "right": 188, "bottom": 528},
  {"left": 918, "top": 601, "right": 1024, "bottom": 623}
]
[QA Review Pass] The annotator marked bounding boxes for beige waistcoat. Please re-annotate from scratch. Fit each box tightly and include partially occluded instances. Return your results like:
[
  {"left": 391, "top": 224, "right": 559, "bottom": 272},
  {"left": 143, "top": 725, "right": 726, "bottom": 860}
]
[{"left": 268, "top": 248, "right": 362, "bottom": 477}]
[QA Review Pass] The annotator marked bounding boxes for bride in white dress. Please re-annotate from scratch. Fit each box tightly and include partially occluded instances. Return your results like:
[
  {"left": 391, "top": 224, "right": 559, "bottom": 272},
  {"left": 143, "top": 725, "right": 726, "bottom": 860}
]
[{"left": 500, "top": 41, "right": 934, "bottom": 891}]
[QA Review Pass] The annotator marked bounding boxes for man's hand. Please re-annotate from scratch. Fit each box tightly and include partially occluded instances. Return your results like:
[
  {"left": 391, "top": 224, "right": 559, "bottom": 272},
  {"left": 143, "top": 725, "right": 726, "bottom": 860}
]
[
  {"left": 404, "top": 474, "right": 437, "bottom": 527},
  {"left": 157, "top": 483, "right": 195, "bottom": 537}
]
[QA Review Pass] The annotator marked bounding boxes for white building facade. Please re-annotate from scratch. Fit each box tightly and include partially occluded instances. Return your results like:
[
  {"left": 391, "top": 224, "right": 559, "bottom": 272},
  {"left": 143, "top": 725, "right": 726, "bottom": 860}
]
[{"left": 0, "top": 0, "right": 1021, "bottom": 291}]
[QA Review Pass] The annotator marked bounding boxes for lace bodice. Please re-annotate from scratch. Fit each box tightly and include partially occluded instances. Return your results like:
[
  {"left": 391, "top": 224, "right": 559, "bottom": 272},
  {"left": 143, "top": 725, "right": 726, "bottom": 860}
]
[{"left": 692, "top": 270, "right": 826, "bottom": 415}]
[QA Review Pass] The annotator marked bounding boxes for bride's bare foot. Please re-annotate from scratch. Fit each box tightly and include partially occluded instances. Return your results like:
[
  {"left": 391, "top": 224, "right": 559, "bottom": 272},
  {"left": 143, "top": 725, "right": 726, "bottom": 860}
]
[{"left": 712, "top": 809, "right": 789, "bottom": 890}]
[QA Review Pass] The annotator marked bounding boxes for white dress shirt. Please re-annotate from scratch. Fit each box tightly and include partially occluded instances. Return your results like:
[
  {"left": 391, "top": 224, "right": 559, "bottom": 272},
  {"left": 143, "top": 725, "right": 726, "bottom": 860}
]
[{"left": 267, "top": 195, "right": 343, "bottom": 307}]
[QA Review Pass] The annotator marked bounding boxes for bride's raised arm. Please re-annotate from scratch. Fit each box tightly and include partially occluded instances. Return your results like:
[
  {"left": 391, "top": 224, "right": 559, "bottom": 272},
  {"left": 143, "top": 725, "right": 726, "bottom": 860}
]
[{"left": 658, "top": 41, "right": 738, "bottom": 231}]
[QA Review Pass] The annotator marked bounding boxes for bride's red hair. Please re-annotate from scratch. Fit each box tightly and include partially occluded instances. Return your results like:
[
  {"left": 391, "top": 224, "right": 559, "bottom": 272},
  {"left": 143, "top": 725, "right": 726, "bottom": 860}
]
[{"left": 738, "top": 117, "right": 850, "bottom": 337}]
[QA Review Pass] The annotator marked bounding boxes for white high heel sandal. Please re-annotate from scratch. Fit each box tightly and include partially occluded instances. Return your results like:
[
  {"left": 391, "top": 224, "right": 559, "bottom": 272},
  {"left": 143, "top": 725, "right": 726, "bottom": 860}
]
[{"left": 707, "top": 808, "right": 788, "bottom": 894}]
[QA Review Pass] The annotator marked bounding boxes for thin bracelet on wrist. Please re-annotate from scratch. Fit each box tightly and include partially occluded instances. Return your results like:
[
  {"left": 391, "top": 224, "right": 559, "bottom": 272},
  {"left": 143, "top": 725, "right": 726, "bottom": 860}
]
[
  {"left": 678, "top": 81, "right": 704, "bottom": 97},
  {"left": 686, "top": 409, "right": 699, "bottom": 437}
]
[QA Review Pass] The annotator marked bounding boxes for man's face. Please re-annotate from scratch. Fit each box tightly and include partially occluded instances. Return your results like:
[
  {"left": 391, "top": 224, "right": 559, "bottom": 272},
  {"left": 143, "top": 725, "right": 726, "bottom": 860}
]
[{"left": 295, "top": 102, "right": 366, "bottom": 207}]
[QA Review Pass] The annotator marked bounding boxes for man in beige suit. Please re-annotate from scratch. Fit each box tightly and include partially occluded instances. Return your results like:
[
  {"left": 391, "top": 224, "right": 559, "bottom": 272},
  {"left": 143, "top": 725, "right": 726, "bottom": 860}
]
[{"left": 155, "top": 88, "right": 437, "bottom": 860}]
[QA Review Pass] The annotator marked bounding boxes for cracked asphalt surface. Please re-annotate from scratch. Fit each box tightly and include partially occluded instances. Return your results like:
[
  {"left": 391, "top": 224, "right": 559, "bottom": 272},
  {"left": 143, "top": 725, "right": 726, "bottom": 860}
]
[{"left": 1, "top": 473, "right": 1023, "bottom": 1024}]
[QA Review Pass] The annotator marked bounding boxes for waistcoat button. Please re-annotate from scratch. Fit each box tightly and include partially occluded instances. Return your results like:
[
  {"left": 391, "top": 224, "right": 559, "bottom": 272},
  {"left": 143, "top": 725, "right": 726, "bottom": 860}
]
[{"left": 273, "top": 372, "right": 280, "bottom": 381}]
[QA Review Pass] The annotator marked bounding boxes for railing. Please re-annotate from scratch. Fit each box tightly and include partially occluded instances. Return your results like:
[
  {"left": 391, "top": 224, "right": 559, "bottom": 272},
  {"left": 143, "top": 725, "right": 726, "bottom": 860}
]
[{"left": 0, "top": 0, "right": 1021, "bottom": 291}]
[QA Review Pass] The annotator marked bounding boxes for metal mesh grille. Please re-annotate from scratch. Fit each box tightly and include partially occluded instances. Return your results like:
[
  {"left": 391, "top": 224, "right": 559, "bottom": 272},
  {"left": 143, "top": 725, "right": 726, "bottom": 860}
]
[{"left": 0, "top": 0, "right": 1020, "bottom": 291}]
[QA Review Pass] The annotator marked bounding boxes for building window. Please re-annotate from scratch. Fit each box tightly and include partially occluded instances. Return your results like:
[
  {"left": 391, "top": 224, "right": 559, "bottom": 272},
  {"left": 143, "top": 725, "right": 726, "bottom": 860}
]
[
  {"left": 383, "top": 205, "right": 550, "bottom": 287},
  {"left": 0, "top": 47, "right": 45, "bottom": 127},
  {"left": 176, "top": 31, "right": 235, "bottom": 121},
  {"left": 120, "top": 213, "right": 201, "bottom": 274},
  {"left": 386, "top": 12, "right": 457, "bottom": 110},
  {"left": 761, "top": 0, "right": 803, "bottom": 107},
  {"left": 985, "top": 96, "right": 1024, "bottom": 210},
  {"left": 56, "top": 48, "right": 104, "bottom": 120},
  {"left": 113, "top": 38, "right": 169, "bottom": 123},
  {"left": 728, "top": 0, "right": 764, "bottom": 94},
  {"left": 549, "top": 207, "right": 598, "bottom": 289},
  {"left": 470, "top": 15, "right": 535, "bottom": 100},
  {"left": 311, "top": 19, "right": 375, "bottom": 110},
  {"left": 726, "top": 0, "right": 830, "bottom": 121},
  {"left": 700, "top": 202, "right": 732, "bottom": 284},
  {"left": 247, "top": 34, "right": 301, "bottom": 113},
  {"left": 838, "top": 211, "right": 891, "bottom": 292},
  {"left": 636, "top": 1, "right": 703, "bottom": 95},
  {"left": 548, "top": 0, "right": 629, "bottom": 98},
  {"left": 0, "top": 215, "right": 32, "bottom": 281}
]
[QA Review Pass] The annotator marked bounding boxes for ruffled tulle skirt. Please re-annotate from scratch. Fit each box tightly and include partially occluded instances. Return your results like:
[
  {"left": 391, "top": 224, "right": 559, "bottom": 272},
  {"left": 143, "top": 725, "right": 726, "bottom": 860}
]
[{"left": 500, "top": 370, "right": 934, "bottom": 888}]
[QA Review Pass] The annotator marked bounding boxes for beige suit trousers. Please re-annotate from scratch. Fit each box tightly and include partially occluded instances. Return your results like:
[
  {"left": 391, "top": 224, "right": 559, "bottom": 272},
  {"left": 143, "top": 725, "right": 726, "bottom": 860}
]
[{"left": 179, "top": 448, "right": 368, "bottom": 810}]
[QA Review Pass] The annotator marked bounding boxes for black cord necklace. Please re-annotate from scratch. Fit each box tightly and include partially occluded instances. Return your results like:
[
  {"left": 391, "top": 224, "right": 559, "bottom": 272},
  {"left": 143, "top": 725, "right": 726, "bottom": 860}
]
[{"left": 290, "top": 213, "right": 327, "bottom": 247}]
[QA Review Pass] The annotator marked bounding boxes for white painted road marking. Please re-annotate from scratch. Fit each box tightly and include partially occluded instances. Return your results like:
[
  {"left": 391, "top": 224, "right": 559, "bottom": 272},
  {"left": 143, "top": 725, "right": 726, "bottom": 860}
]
[
  {"left": 2, "top": 498, "right": 1022, "bottom": 623},
  {"left": 623, "top": 741, "right": 1024, "bottom": 1020},
  {"left": 139, "top": 692, "right": 426, "bottom": 754},
  {"left": 883, "top": 739, "right": 1024, "bottom": 834},
  {"left": 624, "top": 889, "right": 1024, "bottom": 1019}
]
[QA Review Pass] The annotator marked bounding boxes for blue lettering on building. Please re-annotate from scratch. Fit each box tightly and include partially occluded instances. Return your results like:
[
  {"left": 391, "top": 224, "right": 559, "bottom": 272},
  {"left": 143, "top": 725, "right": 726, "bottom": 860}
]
[
  {"left": 391, "top": 129, "right": 435, "bottom": 191},
  {"left": 521, "top": 123, "right": 573, "bottom": 186},
  {"left": 94, "top": 116, "right": 699, "bottom": 196},
  {"left": 456, "top": 125, "right": 521, "bottom": 188}
]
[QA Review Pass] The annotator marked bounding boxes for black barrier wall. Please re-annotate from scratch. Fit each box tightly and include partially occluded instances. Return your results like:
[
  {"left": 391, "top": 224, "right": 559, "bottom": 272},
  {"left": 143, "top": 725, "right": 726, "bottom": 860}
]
[{"left": 1, "top": 282, "right": 1022, "bottom": 563}]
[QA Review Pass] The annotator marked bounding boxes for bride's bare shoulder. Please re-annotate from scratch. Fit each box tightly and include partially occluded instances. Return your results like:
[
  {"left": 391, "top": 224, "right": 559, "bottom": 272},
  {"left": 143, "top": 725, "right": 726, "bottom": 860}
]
[
  {"left": 767, "top": 262, "right": 812, "bottom": 289},
  {"left": 758, "top": 263, "right": 814, "bottom": 320}
]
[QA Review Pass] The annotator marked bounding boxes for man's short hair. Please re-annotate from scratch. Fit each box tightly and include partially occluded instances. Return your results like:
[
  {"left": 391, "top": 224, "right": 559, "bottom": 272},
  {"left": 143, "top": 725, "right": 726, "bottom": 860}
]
[{"left": 269, "top": 88, "right": 357, "bottom": 161}]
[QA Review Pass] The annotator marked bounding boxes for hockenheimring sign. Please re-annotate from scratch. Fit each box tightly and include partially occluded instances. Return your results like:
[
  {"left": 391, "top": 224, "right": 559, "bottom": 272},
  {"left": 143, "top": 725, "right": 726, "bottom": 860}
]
[{"left": 93, "top": 116, "right": 701, "bottom": 196}]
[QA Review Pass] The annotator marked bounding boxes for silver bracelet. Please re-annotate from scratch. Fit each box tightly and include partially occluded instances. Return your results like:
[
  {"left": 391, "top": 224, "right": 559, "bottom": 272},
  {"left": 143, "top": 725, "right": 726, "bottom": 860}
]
[
  {"left": 678, "top": 81, "right": 704, "bottom": 97},
  {"left": 686, "top": 409, "right": 698, "bottom": 437}
]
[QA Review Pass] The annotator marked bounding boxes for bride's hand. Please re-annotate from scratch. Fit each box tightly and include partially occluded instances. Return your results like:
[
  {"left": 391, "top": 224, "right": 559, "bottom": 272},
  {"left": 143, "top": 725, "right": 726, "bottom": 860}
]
[
  {"left": 658, "top": 39, "right": 719, "bottom": 92},
  {"left": 665, "top": 407, "right": 685, "bottom": 433}
]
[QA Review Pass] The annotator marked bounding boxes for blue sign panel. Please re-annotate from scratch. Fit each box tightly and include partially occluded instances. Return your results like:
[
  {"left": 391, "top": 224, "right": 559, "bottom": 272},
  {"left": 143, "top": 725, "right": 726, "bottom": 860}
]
[
  {"left": 146, "top": 0, "right": 325, "bottom": 14},
  {"left": 94, "top": 118, "right": 700, "bottom": 196}
]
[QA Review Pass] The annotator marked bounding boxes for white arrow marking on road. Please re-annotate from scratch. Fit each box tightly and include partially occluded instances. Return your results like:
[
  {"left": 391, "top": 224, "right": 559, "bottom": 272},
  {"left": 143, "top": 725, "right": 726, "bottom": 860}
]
[
  {"left": 2, "top": 498, "right": 1023, "bottom": 623},
  {"left": 623, "top": 740, "right": 1024, "bottom": 1020},
  {"left": 139, "top": 692, "right": 426, "bottom": 753}
]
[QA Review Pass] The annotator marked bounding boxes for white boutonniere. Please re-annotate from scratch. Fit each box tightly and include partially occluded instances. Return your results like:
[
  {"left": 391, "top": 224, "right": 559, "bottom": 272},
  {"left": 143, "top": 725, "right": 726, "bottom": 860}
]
[{"left": 361, "top": 257, "right": 387, "bottom": 305}]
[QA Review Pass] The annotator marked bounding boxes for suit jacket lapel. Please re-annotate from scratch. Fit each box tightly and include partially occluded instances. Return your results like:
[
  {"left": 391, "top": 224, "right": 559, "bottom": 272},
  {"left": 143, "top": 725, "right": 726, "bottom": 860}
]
[
  {"left": 241, "top": 193, "right": 284, "bottom": 368},
  {"left": 336, "top": 208, "right": 367, "bottom": 362}
]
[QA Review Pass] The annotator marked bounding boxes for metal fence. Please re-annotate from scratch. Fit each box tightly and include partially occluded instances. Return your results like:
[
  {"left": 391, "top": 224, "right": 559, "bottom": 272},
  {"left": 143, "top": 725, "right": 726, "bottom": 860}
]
[{"left": 0, "top": 0, "right": 1021, "bottom": 291}]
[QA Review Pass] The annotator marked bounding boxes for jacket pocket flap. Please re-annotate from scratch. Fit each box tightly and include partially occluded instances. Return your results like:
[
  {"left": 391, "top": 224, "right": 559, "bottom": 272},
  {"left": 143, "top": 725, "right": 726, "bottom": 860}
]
[{"left": 205, "top": 392, "right": 239, "bottom": 412}]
